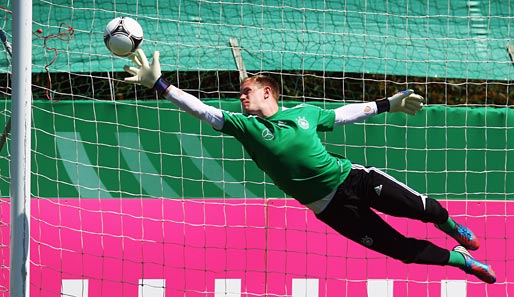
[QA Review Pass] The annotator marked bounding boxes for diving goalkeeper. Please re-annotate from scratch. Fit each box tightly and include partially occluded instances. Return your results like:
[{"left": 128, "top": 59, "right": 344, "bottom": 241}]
[{"left": 123, "top": 49, "right": 496, "bottom": 284}]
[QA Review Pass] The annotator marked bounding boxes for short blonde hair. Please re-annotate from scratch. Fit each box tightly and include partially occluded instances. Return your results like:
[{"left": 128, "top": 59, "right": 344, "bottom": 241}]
[{"left": 242, "top": 75, "right": 280, "bottom": 101}]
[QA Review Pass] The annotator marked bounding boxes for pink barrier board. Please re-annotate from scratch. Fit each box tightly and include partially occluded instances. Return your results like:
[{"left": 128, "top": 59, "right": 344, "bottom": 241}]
[{"left": 0, "top": 198, "right": 512, "bottom": 296}]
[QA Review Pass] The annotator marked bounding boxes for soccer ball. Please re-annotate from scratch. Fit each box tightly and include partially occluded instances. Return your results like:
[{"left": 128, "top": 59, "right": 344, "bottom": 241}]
[{"left": 103, "top": 17, "right": 143, "bottom": 57}]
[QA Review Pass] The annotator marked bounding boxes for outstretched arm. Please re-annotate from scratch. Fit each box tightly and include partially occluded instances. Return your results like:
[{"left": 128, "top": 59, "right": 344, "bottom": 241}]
[
  {"left": 124, "top": 49, "right": 224, "bottom": 130},
  {"left": 334, "top": 90, "right": 424, "bottom": 126}
]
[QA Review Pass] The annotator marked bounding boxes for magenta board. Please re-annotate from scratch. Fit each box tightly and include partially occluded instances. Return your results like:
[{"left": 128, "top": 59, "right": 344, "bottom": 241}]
[{"left": 0, "top": 198, "right": 512, "bottom": 296}]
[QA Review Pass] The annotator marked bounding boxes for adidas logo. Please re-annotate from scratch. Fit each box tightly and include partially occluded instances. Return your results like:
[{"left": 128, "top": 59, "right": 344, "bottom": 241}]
[{"left": 374, "top": 185, "right": 383, "bottom": 196}]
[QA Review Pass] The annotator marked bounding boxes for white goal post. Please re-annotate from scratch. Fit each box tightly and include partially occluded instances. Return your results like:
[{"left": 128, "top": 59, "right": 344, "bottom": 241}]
[{"left": 9, "top": 1, "right": 32, "bottom": 296}]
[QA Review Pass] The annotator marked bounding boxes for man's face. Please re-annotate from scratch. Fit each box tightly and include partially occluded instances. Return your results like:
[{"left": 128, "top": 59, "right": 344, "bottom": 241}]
[{"left": 239, "top": 80, "right": 267, "bottom": 114}]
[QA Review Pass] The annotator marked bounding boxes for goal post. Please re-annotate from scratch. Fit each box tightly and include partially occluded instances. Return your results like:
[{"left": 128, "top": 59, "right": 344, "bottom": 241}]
[{"left": 9, "top": 1, "right": 32, "bottom": 297}]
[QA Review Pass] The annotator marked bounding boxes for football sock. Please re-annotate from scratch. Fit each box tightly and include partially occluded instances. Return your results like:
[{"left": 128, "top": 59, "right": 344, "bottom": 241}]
[
  {"left": 437, "top": 217, "right": 457, "bottom": 233},
  {"left": 447, "top": 250, "right": 466, "bottom": 267}
]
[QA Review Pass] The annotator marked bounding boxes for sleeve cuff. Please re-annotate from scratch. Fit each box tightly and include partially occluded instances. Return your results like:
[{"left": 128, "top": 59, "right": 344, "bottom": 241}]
[
  {"left": 153, "top": 77, "right": 170, "bottom": 96},
  {"left": 375, "top": 99, "right": 390, "bottom": 114}
]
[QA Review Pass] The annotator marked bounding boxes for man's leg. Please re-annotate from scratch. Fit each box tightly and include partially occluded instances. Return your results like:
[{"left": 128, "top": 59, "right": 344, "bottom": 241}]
[
  {"left": 315, "top": 188, "right": 450, "bottom": 265},
  {"left": 315, "top": 182, "right": 496, "bottom": 283},
  {"left": 354, "top": 164, "right": 479, "bottom": 250}
]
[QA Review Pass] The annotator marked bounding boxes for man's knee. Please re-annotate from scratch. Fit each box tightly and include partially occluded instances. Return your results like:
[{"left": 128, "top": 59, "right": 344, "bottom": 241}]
[{"left": 423, "top": 198, "right": 449, "bottom": 224}]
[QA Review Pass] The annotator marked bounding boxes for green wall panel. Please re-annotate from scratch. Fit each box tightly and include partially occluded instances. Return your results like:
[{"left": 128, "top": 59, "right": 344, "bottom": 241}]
[{"left": 0, "top": 100, "right": 512, "bottom": 200}]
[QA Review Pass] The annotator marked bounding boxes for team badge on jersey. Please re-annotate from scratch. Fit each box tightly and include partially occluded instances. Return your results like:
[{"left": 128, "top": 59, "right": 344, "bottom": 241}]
[{"left": 297, "top": 116, "right": 309, "bottom": 129}]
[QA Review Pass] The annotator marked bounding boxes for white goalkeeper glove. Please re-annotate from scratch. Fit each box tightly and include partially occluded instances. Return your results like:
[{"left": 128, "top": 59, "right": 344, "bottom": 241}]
[
  {"left": 124, "top": 49, "right": 162, "bottom": 89},
  {"left": 387, "top": 89, "right": 424, "bottom": 115}
]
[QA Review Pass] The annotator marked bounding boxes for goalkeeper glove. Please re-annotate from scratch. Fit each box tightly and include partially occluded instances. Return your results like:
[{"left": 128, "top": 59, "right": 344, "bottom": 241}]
[
  {"left": 387, "top": 89, "right": 424, "bottom": 115},
  {"left": 124, "top": 49, "right": 163, "bottom": 89}
]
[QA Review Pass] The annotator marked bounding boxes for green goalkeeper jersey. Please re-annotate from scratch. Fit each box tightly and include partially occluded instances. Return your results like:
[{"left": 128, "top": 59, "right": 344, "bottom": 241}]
[{"left": 219, "top": 104, "right": 352, "bottom": 205}]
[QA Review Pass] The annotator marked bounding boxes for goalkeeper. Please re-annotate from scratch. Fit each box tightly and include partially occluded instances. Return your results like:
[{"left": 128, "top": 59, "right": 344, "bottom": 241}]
[{"left": 124, "top": 49, "right": 496, "bottom": 284}]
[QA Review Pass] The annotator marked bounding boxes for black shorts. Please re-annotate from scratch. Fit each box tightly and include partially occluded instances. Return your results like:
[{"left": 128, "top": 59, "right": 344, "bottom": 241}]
[{"left": 315, "top": 164, "right": 450, "bottom": 265}]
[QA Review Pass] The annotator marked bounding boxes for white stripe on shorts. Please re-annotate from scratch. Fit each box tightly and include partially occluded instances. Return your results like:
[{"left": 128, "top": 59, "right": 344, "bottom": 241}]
[{"left": 350, "top": 163, "right": 427, "bottom": 210}]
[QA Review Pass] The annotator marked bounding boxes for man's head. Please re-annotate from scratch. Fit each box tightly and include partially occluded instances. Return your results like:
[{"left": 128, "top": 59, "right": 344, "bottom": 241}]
[
  {"left": 241, "top": 75, "right": 280, "bottom": 100},
  {"left": 239, "top": 75, "right": 280, "bottom": 116}
]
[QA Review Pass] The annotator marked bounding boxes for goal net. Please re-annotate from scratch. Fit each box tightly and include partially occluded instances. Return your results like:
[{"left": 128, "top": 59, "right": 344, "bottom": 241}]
[{"left": 0, "top": 1, "right": 513, "bottom": 296}]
